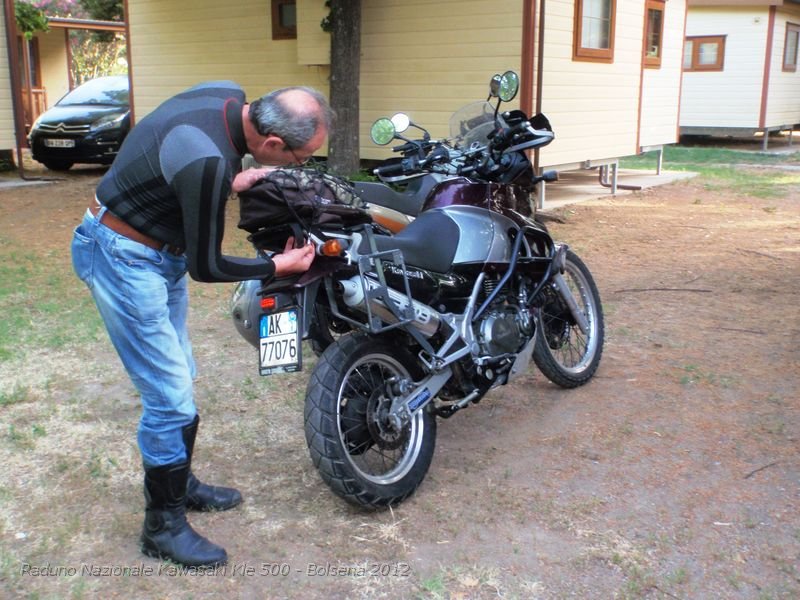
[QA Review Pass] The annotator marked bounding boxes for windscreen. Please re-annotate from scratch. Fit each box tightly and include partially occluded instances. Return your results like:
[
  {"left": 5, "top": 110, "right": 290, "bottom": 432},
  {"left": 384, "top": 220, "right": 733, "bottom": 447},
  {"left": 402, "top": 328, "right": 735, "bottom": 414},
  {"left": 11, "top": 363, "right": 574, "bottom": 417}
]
[
  {"left": 58, "top": 76, "right": 129, "bottom": 107},
  {"left": 448, "top": 101, "right": 504, "bottom": 150}
]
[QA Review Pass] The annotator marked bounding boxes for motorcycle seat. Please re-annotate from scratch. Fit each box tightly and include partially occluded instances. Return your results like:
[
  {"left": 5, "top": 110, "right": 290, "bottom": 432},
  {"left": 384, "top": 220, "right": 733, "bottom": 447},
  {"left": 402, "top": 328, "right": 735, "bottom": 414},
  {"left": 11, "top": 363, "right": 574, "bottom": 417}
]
[
  {"left": 359, "top": 209, "right": 459, "bottom": 274},
  {"left": 354, "top": 175, "right": 441, "bottom": 217}
]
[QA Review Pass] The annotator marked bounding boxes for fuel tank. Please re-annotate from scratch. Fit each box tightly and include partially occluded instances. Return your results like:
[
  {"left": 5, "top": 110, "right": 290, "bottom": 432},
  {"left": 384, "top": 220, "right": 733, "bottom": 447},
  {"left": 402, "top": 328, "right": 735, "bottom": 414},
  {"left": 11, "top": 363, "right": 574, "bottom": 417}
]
[{"left": 439, "top": 205, "right": 518, "bottom": 265}]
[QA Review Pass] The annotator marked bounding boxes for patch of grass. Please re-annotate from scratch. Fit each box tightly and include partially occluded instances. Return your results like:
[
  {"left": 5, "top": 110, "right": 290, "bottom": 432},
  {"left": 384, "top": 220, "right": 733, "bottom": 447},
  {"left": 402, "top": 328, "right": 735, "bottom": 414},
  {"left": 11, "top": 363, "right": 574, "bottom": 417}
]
[
  {"left": 726, "top": 572, "right": 743, "bottom": 591},
  {"left": 679, "top": 364, "right": 717, "bottom": 386},
  {"left": 621, "top": 146, "right": 800, "bottom": 199},
  {"left": 624, "top": 145, "right": 796, "bottom": 168},
  {"left": 758, "top": 415, "right": 786, "bottom": 437},
  {"left": 0, "top": 244, "right": 102, "bottom": 360},
  {"left": 0, "top": 546, "right": 22, "bottom": 593},
  {"left": 665, "top": 566, "right": 689, "bottom": 586},
  {"left": 6, "top": 424, "right": 28, "bottom": 447},
  {"left": 767, "top": 394, "right": 786, "bottom": 406},
  {"left": 347, "top": 169, "right": 379, "bottom": 182},
  {"left": 0, "top": 385, "right": 31, "bottom": 407},
  {"left": 86, "top": 449, "right": 118, "bottom": 481},
  {"left": 617, "top": 565, "right": 656, "bottom": 599},
  {"left": 417, "top": 565, "right": 504, "bottom": 600},
  {"left": 418, "top": 573, "right": 447, "bottom": 599}
]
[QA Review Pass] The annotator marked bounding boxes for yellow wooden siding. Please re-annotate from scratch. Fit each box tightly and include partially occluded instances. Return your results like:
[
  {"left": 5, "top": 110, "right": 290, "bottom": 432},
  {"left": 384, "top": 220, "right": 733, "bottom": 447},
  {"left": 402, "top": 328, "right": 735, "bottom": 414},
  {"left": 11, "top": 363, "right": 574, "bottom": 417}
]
[
  {"left": 640, "top": 0, "right": 686, "bottom": 148},
  {"left": 127, "top": 0, "right": 329, "bottom": 118},
  {"left": 359, "top": 0, "right": 523, "bottom": 159},
  {"left": 0, "top": 9, "right": 15, "bottom": 151},
  {"left": 537, "top": 0, "right": 647, "bottom": 166},
  {"left": 765, "top": 6, "right": 800, "bottom": 126},
  {"left": 37, "top": 30, "right": 69, "bottom": 108},
  {"left": 681, "top": 7, "right": 768, "bottom": 128},
  {"left": 125, "top": 0, "right": 685, "bottom": 165},
  {"left": 297, "top": 0, "right": 329, "bottom": 65}
]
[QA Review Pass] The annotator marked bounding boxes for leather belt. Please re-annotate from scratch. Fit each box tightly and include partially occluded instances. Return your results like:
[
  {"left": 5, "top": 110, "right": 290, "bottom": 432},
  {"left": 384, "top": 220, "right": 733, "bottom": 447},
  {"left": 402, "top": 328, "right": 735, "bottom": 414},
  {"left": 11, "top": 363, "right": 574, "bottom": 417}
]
[{"left": 89, "top": 203, "right": 184, "bottom": 256}]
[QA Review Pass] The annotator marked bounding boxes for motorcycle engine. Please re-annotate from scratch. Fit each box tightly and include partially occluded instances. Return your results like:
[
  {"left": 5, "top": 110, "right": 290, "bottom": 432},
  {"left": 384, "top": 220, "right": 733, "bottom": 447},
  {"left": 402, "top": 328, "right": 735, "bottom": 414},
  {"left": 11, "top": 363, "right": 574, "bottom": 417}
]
[{"left": 477, "top": 305, "right": 532, "bottom": 355}]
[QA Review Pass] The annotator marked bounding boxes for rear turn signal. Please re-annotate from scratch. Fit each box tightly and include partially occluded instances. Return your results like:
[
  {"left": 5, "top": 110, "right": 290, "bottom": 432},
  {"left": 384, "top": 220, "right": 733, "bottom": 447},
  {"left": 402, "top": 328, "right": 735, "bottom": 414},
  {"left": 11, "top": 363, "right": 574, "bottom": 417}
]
[{"left": 320, "top": 239, "right": 345, "bottom": 257}]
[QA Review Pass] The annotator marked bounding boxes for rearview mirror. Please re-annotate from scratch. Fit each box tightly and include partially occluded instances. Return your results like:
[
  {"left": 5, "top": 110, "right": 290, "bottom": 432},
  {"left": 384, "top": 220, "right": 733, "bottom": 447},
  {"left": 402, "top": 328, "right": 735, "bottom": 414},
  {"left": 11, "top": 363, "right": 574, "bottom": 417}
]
[
  {"left": 498, "top": 71, "right": 519, "bottom": 102},
  {"left": 370, "top": 118, "right": 396, "bottom": 145},
  {"left": 489, "top": 74, "right": 502, "bottom": 98},
  {"left": 390, "top": 113, "right": 410, "bottom": 133}
]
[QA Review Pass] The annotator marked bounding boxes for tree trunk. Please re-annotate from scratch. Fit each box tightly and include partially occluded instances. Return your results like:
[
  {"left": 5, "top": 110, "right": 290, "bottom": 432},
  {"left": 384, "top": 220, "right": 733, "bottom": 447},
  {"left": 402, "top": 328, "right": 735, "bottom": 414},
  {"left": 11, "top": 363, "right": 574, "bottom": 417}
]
[{"left": 327, "top": 0, "right": 361, "bottom": 177}]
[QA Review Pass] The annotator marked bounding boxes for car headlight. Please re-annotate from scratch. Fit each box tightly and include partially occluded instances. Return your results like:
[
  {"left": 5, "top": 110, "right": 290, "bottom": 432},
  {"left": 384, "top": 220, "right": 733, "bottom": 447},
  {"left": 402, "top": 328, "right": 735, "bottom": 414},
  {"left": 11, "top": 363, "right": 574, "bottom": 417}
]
[{"left": 91, "top": 113, "right": 126, "bottom": 132}]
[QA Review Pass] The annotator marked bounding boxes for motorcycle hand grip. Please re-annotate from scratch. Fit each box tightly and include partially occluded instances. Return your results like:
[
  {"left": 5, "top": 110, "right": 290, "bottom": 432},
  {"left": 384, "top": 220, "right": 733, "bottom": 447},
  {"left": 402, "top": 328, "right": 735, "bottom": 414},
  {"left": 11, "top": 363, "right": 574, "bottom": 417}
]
[
  {"left": 392, "top": 142, "right": 418, "bottom": 153},
  {"left": 374, "top": 156, "right": 418, "bottom": 177},
  {"left": 422, "top": 147, "right": 450, "bottom": 166}
]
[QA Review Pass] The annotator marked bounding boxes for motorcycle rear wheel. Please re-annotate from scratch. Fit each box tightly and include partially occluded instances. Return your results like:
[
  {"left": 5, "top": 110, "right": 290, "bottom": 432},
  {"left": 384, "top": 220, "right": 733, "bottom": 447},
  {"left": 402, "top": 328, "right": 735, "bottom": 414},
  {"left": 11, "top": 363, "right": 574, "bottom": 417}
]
[
  {"left": 304, "top": 333, "right": 436, "bottom": 508},
  {"left": 533, "top": 249, "right": 604, "bottom": 388}
]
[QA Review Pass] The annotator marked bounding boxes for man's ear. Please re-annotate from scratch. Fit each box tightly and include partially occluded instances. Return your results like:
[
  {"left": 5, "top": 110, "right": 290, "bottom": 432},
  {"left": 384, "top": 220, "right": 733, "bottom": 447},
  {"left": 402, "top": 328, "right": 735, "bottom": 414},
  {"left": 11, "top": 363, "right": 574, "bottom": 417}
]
[
  {"left": 262, "top": 134, "right": 284, "bottom": 149},
  {"left": 256, "top": 134, "right": 285, "bottom": 158}
]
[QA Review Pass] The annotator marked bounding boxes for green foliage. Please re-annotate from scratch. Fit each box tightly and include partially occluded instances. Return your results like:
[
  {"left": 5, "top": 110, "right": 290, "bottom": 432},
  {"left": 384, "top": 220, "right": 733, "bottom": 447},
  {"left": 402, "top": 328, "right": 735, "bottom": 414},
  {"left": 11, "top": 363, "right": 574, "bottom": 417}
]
[
  {"left": 14, "top": 1, "right": 49, "bottom": 40},
  {"left": 78, "top": 0, "right": 123, "bottom": 43},
  {"left": 17, "top": 1, "right": 126, "bottom": 86},
  {"left": 78, "top": 0, "right": 122, "bottom": 21},
  {"left": 320, "top": 0, "right": 332, "bottom": 32},
  {"left": 70, "top": 30, "right": 127, "bottom": 84}
]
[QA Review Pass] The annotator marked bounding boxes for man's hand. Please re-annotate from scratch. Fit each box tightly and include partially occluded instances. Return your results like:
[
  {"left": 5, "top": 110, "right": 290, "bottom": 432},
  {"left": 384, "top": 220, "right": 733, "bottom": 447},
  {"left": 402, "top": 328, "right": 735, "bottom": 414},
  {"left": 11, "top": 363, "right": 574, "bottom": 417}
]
[
  {"left": 232, "top": 167, "right": 274, "bottom": 193},
  {"left": 272, "top": 237, "right": 315, "bottom": 276}
]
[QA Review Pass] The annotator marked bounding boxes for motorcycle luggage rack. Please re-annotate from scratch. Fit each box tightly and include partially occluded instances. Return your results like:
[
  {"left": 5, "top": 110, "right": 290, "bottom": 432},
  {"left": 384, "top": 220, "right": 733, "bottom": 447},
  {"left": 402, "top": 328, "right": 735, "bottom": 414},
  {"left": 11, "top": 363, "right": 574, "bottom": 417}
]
[
  {"left": 324, "top": 250, "right": 413, "bottom": 334},
  {"left": 323, "top": 225, "right": 438, "bottom": 355}
]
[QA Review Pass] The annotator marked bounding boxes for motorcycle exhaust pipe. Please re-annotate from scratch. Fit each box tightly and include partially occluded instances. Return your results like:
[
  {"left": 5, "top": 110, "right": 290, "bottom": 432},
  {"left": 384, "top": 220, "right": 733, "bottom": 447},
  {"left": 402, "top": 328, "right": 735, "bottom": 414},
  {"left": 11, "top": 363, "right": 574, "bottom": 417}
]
[{"left": 339, "top": 275, "right": 440, "bottom": 337}]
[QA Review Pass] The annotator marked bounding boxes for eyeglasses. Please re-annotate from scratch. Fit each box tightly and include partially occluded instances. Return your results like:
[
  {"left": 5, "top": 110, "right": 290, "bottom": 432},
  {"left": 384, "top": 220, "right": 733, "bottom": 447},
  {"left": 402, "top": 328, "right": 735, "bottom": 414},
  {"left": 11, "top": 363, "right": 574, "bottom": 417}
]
[{"left": 287, "top": 146, "right": 311, "bottom": 166}]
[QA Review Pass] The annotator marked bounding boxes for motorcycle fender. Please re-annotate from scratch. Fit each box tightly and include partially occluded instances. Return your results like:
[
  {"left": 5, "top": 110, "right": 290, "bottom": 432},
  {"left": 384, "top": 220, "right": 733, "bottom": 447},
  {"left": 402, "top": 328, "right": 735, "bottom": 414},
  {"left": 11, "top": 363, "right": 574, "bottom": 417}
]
[
  {"left": 292, "top": 257, "right": 345, "bottom": 287},
  {"left": 299, "top": 280, "right": 323, "bottom": 339}
]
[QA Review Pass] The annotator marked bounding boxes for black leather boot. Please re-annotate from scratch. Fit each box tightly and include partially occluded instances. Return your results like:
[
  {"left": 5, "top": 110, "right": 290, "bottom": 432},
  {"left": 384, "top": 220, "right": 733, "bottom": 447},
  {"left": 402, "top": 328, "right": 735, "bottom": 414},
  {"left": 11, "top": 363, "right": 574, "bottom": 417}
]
[
  {"left": 182, "top": 416, "right": 243, "bottom": 512},
  {"left": 140, "top": 461, "right": 228, "bottom": 567}
]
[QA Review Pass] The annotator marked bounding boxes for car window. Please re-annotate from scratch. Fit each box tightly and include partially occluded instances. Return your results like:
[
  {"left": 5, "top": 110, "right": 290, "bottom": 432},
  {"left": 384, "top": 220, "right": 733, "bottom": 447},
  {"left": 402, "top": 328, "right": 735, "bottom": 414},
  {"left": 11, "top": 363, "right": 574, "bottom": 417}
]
[{"left": 58, "top": 77, "right": 129, "bottom": 107}]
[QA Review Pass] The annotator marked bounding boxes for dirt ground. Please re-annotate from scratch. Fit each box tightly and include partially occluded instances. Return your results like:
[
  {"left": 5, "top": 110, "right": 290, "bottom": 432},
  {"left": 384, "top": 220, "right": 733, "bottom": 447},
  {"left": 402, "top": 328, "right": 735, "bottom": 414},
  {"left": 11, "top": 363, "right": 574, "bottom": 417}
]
[{"left": 0, "top": 159, "right": 798, "bottom": 599}]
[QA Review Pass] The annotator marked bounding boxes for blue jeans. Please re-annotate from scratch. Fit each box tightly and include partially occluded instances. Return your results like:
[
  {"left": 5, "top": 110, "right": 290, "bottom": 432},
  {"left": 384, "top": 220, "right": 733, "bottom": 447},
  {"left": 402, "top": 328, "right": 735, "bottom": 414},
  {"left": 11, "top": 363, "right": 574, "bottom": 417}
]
[{"left": 71, "top": 206, "right": 197, "bottom": 467}]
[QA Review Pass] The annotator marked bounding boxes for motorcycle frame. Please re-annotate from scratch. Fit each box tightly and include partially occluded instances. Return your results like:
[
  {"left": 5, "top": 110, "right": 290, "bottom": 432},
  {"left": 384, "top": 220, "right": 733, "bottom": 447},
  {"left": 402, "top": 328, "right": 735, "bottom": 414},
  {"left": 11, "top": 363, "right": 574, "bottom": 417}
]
[{"left": 312, "top": 217, "right": 567, "bottom": 428}]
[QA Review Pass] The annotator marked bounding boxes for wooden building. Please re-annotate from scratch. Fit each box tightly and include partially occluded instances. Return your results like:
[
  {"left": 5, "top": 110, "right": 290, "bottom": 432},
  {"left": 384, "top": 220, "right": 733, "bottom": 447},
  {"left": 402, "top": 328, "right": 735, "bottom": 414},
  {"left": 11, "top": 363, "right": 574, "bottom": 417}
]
[
  {"left": 125, "top": 0, "right": 687, "bottom": 184},
  {"left": 681, "top": 0, "right": 800, "bottom": 148}
]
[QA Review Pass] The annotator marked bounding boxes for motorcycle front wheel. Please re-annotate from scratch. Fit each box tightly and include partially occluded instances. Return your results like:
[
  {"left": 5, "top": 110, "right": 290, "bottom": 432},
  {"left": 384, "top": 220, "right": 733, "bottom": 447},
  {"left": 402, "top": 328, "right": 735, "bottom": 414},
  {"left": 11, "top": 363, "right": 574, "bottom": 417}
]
[
  {"left": 304, "top": 333, "right": 436, "bottom": 508},
  {"left": 533, "top": 249, "right": 604, "bottom": 388}
]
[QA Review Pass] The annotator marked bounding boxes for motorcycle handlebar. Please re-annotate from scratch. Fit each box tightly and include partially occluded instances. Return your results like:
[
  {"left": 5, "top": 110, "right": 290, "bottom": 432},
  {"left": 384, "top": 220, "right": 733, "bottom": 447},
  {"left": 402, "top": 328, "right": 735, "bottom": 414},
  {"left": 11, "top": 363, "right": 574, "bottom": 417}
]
[
  {"left": 392, "top": 142, "right": 418, "bottom": 153},
  {"left": 374, "top": 156, "right": 419, "bottom": 178}
]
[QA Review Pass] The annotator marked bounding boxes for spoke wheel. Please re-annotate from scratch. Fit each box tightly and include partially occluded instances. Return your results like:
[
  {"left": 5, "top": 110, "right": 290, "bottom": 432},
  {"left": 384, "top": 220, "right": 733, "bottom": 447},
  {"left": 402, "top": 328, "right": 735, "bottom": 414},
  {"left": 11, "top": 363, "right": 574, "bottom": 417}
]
[
  {"left": 533, "top": 250, "right": 604, "bottom": 388},
  {"left": 305, "top": 333, "right": 436, "bottom": 508}
]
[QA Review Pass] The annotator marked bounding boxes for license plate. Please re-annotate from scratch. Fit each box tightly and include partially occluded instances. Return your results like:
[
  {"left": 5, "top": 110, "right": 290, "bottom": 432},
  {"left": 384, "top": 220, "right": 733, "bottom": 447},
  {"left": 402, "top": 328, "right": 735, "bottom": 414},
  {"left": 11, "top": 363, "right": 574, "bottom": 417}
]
[
  {"left": 44, "top": 138, "right": 75, "bottom": 148},
  {"left": 259, "top": 308, "right": 301, "bottom": 375}
]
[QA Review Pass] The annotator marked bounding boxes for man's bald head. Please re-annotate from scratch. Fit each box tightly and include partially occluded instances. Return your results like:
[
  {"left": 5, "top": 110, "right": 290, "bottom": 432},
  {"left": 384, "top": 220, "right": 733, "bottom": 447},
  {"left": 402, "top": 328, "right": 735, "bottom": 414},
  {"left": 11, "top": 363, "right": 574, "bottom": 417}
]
[{"left": 248, "top": 86, "right": 333, "bottom": 150}]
